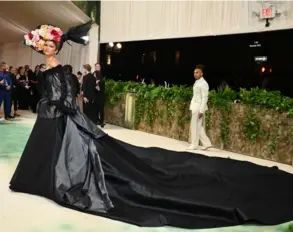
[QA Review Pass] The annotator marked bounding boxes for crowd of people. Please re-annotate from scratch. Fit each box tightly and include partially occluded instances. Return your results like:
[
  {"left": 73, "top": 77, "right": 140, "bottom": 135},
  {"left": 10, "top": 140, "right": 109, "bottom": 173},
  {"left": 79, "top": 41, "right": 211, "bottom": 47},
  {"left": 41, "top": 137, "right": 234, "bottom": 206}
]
[
  {"left": 0, "top": 62, "right": 105, "bottom": 126},
  {"left": 0, "top": 62, "right": 43, "bottom": 120}
]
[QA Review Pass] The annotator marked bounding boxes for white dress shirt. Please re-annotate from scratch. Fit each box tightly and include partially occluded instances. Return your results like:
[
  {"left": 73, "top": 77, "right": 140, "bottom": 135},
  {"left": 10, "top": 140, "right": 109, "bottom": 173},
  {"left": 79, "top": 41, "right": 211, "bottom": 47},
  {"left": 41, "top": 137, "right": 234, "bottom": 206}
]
[{"left": 189, "top": 77, "right": 209, "bottom": 113}]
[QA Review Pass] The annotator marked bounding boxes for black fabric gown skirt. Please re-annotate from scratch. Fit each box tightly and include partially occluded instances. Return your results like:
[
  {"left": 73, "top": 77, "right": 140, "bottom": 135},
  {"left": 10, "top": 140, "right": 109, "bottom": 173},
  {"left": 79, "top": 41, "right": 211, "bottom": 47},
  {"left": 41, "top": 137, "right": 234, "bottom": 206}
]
[{"left": 9, "top": 111, "right": 293, "bottom": 229}]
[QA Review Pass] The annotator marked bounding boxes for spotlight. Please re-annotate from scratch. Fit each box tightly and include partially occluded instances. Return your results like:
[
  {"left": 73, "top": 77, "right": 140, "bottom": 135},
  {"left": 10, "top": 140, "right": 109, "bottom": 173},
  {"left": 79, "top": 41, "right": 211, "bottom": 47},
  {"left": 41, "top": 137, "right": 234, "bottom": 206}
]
[
  {"left": 116, "top": 43, "right": 122, "bottom": 49},
  {"left": 109, "top": 42, "right": 114, "bottom": 47}
]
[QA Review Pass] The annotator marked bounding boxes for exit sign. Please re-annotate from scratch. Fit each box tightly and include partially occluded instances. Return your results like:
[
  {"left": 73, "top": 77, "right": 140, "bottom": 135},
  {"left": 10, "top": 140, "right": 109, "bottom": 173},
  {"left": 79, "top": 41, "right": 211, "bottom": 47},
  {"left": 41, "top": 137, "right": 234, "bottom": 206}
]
[{"left": 260, "top": 7, "right": 275, "bottom": 19}]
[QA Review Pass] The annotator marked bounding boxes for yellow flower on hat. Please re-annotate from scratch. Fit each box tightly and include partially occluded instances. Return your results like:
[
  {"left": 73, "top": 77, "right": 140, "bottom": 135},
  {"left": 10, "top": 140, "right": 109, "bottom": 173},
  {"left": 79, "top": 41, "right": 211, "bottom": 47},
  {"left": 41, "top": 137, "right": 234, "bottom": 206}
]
[
  {"left": 39, "top": 25, "right": 50, "bottom": 39},
  {"left": 43, "top": 31, "right": 51, "bottom": 40},
  {"left": 40, "top": 25, "right": 48, "bottom": 31},
  {"left": 36, "top": 39, "right": 45, "bottom": 51}
]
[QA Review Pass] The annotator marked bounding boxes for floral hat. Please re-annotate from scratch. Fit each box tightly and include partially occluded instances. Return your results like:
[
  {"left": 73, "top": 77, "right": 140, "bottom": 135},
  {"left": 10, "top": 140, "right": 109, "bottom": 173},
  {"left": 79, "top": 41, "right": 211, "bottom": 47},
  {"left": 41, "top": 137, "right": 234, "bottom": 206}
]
[
  {"left": 24, "top": 25, "right": 63, "bottom": 52},
  {"left": 23, "top": 21, "right": 92, "bottom": 54}
]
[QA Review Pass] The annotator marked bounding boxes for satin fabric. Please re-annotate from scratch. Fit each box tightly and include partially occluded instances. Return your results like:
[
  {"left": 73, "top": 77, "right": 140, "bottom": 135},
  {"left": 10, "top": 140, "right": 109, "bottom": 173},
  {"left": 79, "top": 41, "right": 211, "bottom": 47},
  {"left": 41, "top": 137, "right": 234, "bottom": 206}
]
[
  {"left": 54, "top": 111, "right": 113, "bottom": 212},
  {"left": 9, "top": 65, "right": 293, "bottom": 229}
]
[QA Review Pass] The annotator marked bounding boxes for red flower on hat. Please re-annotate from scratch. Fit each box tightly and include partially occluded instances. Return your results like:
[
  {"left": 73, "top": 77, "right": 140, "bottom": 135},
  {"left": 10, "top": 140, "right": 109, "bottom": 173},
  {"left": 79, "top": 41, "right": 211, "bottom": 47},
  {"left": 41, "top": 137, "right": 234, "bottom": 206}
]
[
  {"left": 24, "top": 25, "right": 64, "bottom": 52},
  {"left": 28, "top": 32, "right": 33, "bottom": 40},
  {"left": 51, "top": 29, "right": 62, "bottom": 42}
]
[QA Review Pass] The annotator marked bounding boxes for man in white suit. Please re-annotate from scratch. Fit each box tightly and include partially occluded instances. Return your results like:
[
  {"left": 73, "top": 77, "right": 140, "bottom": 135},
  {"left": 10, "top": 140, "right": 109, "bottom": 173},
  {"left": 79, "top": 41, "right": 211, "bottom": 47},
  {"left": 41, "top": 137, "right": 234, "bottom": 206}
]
[{"left": 188, "top": 65, "right": 212, "bottom": 150}]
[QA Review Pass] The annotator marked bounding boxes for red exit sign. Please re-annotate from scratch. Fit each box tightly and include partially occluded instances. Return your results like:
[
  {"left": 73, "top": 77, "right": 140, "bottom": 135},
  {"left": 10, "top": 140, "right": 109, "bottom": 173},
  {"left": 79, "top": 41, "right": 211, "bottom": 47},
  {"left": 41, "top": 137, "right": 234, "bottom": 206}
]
[{"left": 260, "top": 7, "right": 275, "bottom": 19}]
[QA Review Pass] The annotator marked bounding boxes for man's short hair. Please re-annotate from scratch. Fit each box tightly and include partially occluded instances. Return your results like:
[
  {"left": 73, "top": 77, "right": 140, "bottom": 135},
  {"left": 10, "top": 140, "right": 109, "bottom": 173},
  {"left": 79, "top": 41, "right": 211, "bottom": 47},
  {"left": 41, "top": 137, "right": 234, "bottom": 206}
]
[
  {"left": 64, "top": 64, "right": 73, "bottom": 75},
  {"left": 40, "top": 63, "right": 46, "bottom": 69},
  {"left": 196, "top": 64, "right": 204, "bottom": 72},
  {"left": 83, "top": 64, "right": 92, "bottom": 72},
  {"left": 0, "top": 62, "right": 7, "bottom": 71}
]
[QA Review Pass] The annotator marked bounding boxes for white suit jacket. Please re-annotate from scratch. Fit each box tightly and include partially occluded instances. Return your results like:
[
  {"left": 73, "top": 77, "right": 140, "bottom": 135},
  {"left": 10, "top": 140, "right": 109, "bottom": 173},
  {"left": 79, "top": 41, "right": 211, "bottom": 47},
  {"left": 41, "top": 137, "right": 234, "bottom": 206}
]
[{"left": 189, "top": 77, "right": 209, "bottom": 113}]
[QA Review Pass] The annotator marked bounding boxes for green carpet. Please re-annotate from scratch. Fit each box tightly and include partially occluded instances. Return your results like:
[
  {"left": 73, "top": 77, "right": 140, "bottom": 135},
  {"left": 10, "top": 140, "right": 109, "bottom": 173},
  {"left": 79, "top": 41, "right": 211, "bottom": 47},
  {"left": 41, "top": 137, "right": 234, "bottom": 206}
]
[
  {"left": 0, "top": 122, "right": 292, "bottom": 232},
  {"left": 0, "top": 122, "right": 32, "bottom": 158}
]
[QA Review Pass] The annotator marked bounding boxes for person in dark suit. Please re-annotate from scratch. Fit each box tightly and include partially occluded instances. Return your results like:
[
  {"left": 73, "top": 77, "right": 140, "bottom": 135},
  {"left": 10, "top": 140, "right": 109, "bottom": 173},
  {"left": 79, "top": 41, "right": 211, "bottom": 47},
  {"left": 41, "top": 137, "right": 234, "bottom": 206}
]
[
  {"left": 18, "top": 69, "right": 31, "bottom": 110},
  {"left": 93, "top": 63, "right": 105, "bottom": 127},
  {"left": 82, "top": 64, "right": 97, "bottom": 123},
  {"left": 30, "top": 65, "right": 41, "bottom": 113},
  {"left": 63, "top": 64, "right": 80, "bottom": 98},
  {"left": 76, "top": 71, "right": 83, "bottom": 112},
  {"left": 0, "top": 63, "right": 14, "bottom": 120},
  {"left": 9, "top": 67, "right": 21, "bottom": 116},
  {"left": 36, "top": 64, "right": 46, "bottom": 96}
]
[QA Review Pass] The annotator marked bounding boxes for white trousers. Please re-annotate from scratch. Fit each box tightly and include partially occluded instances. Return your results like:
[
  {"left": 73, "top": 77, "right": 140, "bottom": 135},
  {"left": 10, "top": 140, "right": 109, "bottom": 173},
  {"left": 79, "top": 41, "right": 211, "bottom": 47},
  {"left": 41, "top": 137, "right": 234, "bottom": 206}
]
[{"left": 190, "top": 110, "right": 212, "bottom": 147}]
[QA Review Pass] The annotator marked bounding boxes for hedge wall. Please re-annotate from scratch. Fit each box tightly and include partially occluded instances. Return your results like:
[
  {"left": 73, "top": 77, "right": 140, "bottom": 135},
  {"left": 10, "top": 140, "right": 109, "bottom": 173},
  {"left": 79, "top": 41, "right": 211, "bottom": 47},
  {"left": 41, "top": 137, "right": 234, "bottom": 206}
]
[{"left": 104, "top": 80, "right": 293, "bottom": 165}]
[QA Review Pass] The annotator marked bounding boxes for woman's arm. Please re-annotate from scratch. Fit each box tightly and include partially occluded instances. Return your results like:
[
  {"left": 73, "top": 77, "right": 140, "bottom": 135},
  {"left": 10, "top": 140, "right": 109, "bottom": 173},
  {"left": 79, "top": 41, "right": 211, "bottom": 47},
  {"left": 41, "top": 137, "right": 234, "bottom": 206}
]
[{"left": 49, "top": 67, "right": 77, "bottom": 115}]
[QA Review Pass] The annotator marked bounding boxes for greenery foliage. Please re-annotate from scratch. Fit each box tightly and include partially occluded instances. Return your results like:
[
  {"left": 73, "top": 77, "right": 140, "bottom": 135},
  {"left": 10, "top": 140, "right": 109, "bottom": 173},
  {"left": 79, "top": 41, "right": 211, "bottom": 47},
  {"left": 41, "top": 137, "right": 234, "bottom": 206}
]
[
  {"left": 105, "top": 79, "right": 293, "bottom": 152},
  {"left": 208, "top": 87, "right": 236, "bottom": 147},
  {"left": 105, "top": 79, "right": 193, "bottom": 127},
  {"left": 243, "top": 106, "right": 263, "bottom": 144},
  {"left": 73, "top": 1, "right": 97, "bottom": 21},
  {"left": 239, "top": 88, "right": 293, "bottom": 115}
]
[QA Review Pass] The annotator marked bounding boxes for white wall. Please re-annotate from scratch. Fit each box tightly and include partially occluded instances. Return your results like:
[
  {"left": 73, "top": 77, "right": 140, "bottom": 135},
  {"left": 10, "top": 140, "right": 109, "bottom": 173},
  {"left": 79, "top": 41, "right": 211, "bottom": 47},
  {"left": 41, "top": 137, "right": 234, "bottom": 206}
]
[
  {"left": 100, "top": 0, "right": 293, "bottom": 43},
  {"left": 0, "top": 42, "right": 44, "bottom": 69}
]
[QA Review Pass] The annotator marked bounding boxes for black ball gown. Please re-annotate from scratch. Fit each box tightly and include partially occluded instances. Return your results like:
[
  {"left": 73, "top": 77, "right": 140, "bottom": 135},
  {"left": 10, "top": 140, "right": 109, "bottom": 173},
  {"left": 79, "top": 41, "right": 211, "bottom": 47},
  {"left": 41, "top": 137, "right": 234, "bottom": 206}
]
[{"left": 9, "top": 65, "right": 293, "bottom": 229}]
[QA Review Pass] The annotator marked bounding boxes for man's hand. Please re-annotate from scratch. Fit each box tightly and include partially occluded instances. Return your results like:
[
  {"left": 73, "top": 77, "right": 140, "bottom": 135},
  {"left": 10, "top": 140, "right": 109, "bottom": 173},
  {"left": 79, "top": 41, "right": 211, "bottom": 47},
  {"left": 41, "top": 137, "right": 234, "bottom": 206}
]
[
  {"left": 83, "top": 97, "right": 89, "bottom": 103},
  {"left": 0, "top": 80, "right": 4, "bottom": 85},
  {"left": 6, "top": 85, "right": 11, "bottom": 90},
  {"left": 198, "top": 112, "right": 203, "bottom": 119}
]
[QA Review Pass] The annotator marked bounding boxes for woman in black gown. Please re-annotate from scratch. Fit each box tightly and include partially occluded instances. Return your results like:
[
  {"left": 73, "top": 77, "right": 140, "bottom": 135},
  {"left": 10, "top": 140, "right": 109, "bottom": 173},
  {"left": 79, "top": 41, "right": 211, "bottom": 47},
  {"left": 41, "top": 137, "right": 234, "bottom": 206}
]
[{"left": 10, "top": 22, "right": 293, "bottom": 229}]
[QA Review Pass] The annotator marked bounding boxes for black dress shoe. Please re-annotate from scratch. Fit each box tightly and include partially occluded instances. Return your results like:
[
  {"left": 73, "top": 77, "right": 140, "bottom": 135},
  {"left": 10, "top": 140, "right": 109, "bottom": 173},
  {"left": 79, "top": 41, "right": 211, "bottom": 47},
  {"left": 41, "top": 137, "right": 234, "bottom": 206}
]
[{"left": 5, "top": 115, "right": 15, "bottom": 120}]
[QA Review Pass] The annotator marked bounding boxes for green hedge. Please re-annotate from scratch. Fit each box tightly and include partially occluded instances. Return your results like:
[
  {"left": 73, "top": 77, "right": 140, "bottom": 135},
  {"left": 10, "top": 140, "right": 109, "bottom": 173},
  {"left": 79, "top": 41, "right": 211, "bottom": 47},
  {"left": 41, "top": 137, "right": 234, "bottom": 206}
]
[
  {"left": 105, "top": 79, "right": 293, "bottom": 150},
  {"left": 105, "top": 79, "right": 293, "bottom": 116}
]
